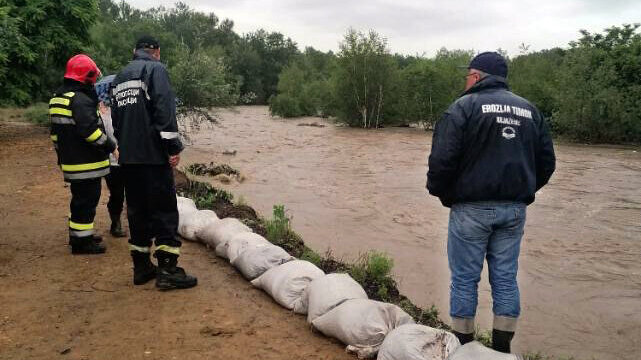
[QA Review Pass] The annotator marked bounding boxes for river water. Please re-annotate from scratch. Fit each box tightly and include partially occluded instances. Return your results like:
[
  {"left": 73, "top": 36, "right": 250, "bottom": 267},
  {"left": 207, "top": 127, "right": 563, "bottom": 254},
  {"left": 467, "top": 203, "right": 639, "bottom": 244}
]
[{"left": 182, "top": 106, "right": 641, "bottom": 360}]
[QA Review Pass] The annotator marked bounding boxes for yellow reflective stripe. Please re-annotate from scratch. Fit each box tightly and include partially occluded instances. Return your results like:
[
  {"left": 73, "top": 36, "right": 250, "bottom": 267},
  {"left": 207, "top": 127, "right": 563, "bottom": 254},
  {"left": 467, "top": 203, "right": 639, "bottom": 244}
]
[
  {"left": 49, "top": 97, "right": 70, "bottom": 106},
  {"left": 129, "top": 244, "right": 151, "bottom": 253},
  {"left": 69, "top": 220, "right": 94, "bottom": 230},
  {"left": 63, "top": 92, "right": 75, "bottom": 97},
  {"left": 49, "top": 107, "right": 72, "bottom": 116},
  {"left": 86, "top": 129, "right": 103, "bottom": 142},
  {"left": 60, "top": 159, "right": 110, "bottom": 172},
  {"left": 50, "top": 135, "right": 58, "bottom": 142},
  {"left": 156, "top": 245, "right": 180, "bottom": 255}
]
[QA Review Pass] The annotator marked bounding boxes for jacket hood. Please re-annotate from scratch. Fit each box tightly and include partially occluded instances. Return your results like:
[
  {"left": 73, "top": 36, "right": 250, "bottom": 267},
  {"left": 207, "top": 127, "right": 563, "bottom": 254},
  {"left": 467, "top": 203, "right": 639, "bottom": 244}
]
[
  {"left": 462, "top": 75, "right": 509, "bottom": 96},
  {"left": 133, "top": 49, "right": 158, "bottom": 62}
]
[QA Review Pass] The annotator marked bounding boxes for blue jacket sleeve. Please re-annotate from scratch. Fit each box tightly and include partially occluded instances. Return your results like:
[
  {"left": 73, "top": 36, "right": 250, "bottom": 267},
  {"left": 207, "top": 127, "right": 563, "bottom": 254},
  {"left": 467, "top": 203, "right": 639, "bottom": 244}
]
[
  {"left": 426, "top": 102, "right": 466, "bottom": 203},
  {"left": 149, "top": 65, "right": 183, "bottom": 156},
  {"left": 534, "top": 112, "right": 556, "bottom": 191}
]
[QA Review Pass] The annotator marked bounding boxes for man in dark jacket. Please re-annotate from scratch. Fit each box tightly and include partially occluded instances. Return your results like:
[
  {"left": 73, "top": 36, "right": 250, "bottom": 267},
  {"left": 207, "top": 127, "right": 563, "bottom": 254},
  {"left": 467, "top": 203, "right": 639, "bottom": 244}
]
[
  {"left": 427, "top": 52, "right": 555, "bottom": 353},
  {"left": 111, "top": 35, "right": 197, "bottom": 290},
  {"left": 49, "top": 54, "right": 118, "bottom": 254}
]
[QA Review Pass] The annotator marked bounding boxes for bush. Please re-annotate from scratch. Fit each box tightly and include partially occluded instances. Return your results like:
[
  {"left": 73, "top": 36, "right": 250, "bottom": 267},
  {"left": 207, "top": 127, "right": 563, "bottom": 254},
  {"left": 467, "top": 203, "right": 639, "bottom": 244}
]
[{"left": 24, "top": 103, "right": 49, "bottom": 126}]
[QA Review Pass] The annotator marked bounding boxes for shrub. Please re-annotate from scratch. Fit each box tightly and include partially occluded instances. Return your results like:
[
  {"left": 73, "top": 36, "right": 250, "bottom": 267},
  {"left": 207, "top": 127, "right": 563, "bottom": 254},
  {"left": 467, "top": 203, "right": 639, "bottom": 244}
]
[{"left": 24, "top": 103, "right": 49, "bottom": 126}]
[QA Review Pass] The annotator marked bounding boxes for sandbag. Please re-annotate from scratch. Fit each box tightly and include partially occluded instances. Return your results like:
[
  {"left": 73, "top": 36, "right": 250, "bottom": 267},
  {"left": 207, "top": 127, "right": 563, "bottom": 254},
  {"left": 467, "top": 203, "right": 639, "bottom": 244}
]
[
  {"left": 178, "top": 209, "right": 219, "bottom": 241},
  {"left": 377, "top": 324, "right": 460, "bottom": 360},
  {"left": 312, "top": 299, "right": 414, "bottom": 359},
  {"left": 225, "top": 232, "right": 271, "bottom": 262},
  {"left": 447, "top": 341, "right": 521, "bottom": 360},
  {"left": 251, "top": 260, "right": 325, "bottom": 313},
  {"left": 196, "top": 217, "right": 251, "bottom": 248},
  {"left": 231, "top": 244, "right": 294, "bottom": 280},
  {"left": 306, "top": 273, "right": 368, "bottom": 323},
  {"left": 177, "top": 196, "right": 198, "bottom": 229}
]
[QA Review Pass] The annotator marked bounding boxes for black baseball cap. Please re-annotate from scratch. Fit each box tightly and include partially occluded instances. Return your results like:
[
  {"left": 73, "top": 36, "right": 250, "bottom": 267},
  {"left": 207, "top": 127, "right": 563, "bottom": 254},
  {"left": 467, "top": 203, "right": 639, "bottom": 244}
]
[
  {"left": 135, "top": 35, "right": 160, "bottom": 50},
  {"left": 468, "top": 52, "right": 508, "bottom": 78}
]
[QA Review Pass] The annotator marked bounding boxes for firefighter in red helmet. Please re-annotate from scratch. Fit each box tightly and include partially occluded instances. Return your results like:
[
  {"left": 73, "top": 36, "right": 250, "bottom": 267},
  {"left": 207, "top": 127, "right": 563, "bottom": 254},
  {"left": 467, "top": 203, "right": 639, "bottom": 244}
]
[{"left": 49, "top": 54, "right": 119, "bottom": 254}]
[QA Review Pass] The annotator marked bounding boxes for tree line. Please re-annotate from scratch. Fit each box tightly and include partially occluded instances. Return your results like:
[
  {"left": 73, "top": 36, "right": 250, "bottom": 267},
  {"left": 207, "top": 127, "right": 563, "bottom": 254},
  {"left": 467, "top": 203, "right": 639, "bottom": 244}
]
[
  {"left": 271, "top": 26, "right": 641, "bottom": 144},
  {"left": 0, "top": 1, "right": 639, "bottom": 143}
]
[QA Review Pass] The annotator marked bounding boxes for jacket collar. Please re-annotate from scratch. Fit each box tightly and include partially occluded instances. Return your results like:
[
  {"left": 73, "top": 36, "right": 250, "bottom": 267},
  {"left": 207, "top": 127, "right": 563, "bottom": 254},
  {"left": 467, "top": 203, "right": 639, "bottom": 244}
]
[
  {"left": 59, "top": 79, "right": 98, "bottom": 102},
  {"left": 133, "top": 49, "right": 158, "bottom": 62},
  {"left": 462, "top": 75, "right": 509, "bottom": 96}
]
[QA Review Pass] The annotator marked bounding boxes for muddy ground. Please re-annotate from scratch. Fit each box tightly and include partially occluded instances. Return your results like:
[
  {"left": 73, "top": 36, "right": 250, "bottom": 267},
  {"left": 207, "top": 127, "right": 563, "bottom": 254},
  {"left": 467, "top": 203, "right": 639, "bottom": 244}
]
[{"left": 0, "top": 119, "right": 352, "bottom": 359}]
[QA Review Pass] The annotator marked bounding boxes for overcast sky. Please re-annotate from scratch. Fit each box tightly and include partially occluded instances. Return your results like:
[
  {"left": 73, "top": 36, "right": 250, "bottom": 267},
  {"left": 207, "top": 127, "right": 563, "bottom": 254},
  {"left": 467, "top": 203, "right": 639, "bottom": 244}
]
[{"left": 127, "top": 0, "right": 641, "bottom": 56}]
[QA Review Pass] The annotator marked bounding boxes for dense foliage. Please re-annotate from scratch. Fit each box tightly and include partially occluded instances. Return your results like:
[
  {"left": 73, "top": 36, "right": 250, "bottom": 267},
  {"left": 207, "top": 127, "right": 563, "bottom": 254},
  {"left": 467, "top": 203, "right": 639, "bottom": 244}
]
[{"left": 1, "top": 0, "right": 639, "bottom": 142}]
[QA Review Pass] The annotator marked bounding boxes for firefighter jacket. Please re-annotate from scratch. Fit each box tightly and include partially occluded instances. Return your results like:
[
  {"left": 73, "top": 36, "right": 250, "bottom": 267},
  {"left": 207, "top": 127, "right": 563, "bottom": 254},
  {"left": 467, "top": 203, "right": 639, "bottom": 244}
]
[
  {"left": 49, "top": 79, "right": 117, "bottom": 182},
  {"left": 110, "top": 50, "right": 183, "bottom": 165}
]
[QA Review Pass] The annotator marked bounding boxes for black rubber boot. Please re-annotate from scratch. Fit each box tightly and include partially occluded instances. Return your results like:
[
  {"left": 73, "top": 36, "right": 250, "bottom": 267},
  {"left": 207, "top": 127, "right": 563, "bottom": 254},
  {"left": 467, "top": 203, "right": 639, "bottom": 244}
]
[
  {"left": 154, "top": 251, "right": 197, "bottom": 290},
  {"left": 71, "top": 238, "right": 106, "bottom": 254},
  {"left": 492, "top": 329, "right": 515, "bottom": 353},
  {"left": 452, "top": 331, "right": 474, "bottom": 346},
  {"left": 109, "top": 213, "right": 127, "bottom": 237},
  {"left": 131, "top": 251, "right": 157, "bottom": 285}
]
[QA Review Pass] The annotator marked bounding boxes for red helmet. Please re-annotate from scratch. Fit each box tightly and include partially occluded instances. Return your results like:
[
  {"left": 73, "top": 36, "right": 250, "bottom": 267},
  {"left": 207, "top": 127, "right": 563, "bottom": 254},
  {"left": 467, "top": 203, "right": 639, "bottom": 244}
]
[{"left": 64, "top": 54, "right": 102, "bottom": 85}]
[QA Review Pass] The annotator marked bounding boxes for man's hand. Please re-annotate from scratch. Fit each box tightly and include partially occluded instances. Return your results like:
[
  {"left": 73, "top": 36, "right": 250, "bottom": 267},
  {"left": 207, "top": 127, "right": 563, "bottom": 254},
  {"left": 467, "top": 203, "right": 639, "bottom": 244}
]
[
  {"left": 169, "top": 154, "right": 180, "bottom": 168},
  {"left": 112, "top": 148, "right": 119, "bottom": 162}
]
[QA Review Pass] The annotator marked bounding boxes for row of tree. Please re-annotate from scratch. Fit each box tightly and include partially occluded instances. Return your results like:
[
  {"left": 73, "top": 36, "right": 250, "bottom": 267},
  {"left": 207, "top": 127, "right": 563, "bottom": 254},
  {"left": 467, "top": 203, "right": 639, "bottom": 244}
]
[
  {"left": 1, "top": 1, "right": 639, "bottom": 143},
  {"left": 1, "top": 0, "right": 298, "bottom": 108},
  {"left": 271, "top": 25, "right": 641, "bottom": 143}
]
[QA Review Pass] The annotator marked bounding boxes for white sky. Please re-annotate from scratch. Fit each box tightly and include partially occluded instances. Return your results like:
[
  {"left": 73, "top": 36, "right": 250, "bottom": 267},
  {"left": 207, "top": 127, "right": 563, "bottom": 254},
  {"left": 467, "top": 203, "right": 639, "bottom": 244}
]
[{"left": 127, "top": 0, "right": 641, "bottom": 56}]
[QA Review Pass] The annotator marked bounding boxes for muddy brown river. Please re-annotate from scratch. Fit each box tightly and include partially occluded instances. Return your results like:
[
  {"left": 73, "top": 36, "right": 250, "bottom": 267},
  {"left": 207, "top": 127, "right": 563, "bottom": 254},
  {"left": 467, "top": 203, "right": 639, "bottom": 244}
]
[{"left": 182, "top": 106, "right": 641, "bottom": 360}]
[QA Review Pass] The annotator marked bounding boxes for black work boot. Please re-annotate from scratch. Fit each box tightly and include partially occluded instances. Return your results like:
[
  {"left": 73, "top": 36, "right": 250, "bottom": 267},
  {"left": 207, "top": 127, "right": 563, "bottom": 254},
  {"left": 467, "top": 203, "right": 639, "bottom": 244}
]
[
  {"left": 93, "top": 234, "right": 103, "bottom": 243},
  {"left": 452, "top": 331, "right": 474, "bottom": 346},
  {"left": 492, "top": 329, "right": 515, "bottom": 353},
  {"left": 154, "top": 251, "right": 197, "bottom": 290},
  {"left": 109, "top": 213, "right": 127, "bottom": 237},
  {"left": 131, "top": 251, "right": 157, "bottom": 285},
  {"left": 71, "top": 238, "right": 106, "bottom": 254}
]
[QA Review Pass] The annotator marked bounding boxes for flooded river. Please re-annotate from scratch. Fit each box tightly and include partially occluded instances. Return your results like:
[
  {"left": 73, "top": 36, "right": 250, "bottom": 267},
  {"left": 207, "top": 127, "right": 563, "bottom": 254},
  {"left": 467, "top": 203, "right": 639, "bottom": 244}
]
[{"left": 182, "top": 106, "right": 641, "bottom": 360}]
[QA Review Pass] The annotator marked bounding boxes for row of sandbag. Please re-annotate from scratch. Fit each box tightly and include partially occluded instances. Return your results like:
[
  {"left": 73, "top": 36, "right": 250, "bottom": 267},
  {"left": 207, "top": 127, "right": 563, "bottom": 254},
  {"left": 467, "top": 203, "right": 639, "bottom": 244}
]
[{"left": 176, "top": 197, "right": 520, "bottom": 360}]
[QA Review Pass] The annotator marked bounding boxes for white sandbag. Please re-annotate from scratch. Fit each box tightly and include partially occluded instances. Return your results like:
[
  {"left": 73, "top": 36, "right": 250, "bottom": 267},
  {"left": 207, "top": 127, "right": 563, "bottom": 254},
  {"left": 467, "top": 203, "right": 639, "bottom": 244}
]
[
  {"left": 226, "top": 232, "right": 271, "bottom": 262},
  {"left": 231, "top": 244, "right": 294, "bottom": 280},
  {"left": 306, "top": 273, "right": 368, "bottom": 323},
  {"left": 251, "top": 260, "right": 325, "bottom": 313},
  {"left": 377, "top": 324, "right": 460, "bottom": 360},
  {"left": 312, "top": 299, "right": 414, "bottom": 359},
  {"left": 178, "top": 209, "right": 219, "bottom": 241},
  {"left": 447, "top": 341, "right": 520, "bottom": 360},
  {"left": 177, "top": 196, "right": 198, "bottom": 229},
  {"left": 196, "top": 217, "right": 251, "bottom": 248}
]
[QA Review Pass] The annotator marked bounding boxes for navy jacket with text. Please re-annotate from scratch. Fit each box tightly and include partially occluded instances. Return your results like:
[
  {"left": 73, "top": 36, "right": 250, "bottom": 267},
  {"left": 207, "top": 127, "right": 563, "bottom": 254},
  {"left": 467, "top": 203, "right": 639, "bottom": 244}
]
[
  {"left": 110, "top": 50, "right": 183, "bottom": 165},
  {"left": 427, "top": 75, "right": 556, "bottom": 207}
]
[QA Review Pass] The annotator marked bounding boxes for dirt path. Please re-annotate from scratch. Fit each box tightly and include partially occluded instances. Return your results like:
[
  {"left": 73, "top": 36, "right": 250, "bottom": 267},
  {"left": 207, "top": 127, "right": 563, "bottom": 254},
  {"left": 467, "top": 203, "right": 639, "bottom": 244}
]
[{"left": 0, "top": 119, "right": 351, "bottom": 360}]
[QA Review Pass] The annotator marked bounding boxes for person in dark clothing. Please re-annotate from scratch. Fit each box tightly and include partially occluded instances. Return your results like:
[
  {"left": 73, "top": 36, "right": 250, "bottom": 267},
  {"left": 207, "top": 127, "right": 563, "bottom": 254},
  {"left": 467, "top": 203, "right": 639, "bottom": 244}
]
[
  {"left": 111, "top": 35, "right": 197, "bottom": 290},
  {"left": 426, "top": 52, "right": 556, "bottom": 353},
  {"left": 96, "top": 75, "right": 126, "bottom": 237},
  {"left": 49, "top": 54, "right": 119, "bottom": 254}
]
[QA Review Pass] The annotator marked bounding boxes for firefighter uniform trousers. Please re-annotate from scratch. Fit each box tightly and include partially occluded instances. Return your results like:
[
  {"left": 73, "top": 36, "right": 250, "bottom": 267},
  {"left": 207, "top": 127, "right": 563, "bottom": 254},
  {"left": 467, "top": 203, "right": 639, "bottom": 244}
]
[
  {"left": 69, "top": 179, "right": 102, "bottom": 244},
  {"left": 122, "top": 164, "right": 181, "bottom": 255}
]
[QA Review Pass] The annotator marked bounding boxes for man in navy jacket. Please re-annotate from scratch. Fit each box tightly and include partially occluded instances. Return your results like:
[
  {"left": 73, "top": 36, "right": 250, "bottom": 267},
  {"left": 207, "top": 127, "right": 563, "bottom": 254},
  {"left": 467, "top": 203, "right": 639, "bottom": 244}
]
[{"left": 427, "top": 52, "right": 555, "bottom": 353}]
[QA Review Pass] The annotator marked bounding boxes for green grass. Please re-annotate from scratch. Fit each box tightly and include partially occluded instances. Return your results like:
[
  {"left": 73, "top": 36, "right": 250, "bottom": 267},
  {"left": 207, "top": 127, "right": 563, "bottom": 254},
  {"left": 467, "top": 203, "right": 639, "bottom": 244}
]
[{"left": 24, "top": 103, "right": 48, "bottom": 126}]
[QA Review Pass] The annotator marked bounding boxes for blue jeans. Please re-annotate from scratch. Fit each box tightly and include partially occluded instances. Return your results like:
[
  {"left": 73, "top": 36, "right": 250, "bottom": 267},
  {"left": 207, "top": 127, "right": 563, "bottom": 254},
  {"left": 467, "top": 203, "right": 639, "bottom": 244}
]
[{"left": 448, "top": 201, "right": 526, "bottom": 333}]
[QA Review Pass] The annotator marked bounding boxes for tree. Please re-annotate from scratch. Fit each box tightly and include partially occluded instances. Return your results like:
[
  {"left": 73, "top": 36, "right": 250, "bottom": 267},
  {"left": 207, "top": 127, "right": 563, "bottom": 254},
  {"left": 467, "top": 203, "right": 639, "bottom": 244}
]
[
  {"left": 0, "top": 0, "right": 98, "bottom": 105},
  {"left": 331, "top": 29, "right": 401, "bottom": 128}
]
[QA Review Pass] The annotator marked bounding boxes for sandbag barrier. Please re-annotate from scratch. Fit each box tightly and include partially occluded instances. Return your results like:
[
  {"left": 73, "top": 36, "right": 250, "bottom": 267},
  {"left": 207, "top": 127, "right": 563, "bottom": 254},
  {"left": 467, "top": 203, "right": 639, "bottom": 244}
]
[{"left": 176, "top": 177, "right": 522, "bottom": 360}]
